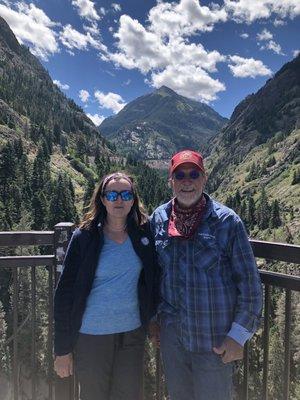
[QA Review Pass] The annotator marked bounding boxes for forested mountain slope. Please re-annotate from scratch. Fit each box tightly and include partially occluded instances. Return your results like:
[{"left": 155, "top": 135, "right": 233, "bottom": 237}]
[
  {"left": 206, "top": 55, "right": 300, "bottom": 244},
  {"left": 0, "top": 16, "right": 170, "bottom": 231}
]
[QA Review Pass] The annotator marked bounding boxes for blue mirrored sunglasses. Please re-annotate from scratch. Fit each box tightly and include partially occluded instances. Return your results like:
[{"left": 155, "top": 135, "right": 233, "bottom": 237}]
[
  {"left": 174, "top": 170, "right": 201, "bottom": 180},
  {"left": 103, "top": 190, "right": 134, "bottom": 202}
]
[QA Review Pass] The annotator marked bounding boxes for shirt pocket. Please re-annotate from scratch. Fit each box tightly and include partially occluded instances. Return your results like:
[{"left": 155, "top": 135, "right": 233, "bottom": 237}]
[
  {"left": 155, "top": 239, "right": 172, "bottom": 268},
  {"left": 193, "top": 235, "right": 220, "bottom": 272}
]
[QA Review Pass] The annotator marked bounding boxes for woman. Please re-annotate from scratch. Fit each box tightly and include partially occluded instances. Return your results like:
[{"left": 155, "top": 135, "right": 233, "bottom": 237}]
[{"left": 54, "top": 172, "right": 158, "bottom": 400}]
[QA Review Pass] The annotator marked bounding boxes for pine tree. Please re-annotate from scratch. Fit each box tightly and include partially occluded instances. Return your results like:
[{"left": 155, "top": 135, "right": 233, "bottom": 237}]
[
  {"left": 53, "top": 123, "right": 61, "bottom": 144},
  {"left": 291, "top": 169, "right": 300, "bottom": 185},
  {"left": 256, "top": 187, "right": 270, "bottom": 230},
  {"left": 269, "top": 200, "right": 281, "bottom": 228},
  {"left": 225, "top": 195, "right": 234, "bottom": 209},
  {"left": 41, "top": 137, "right": 51, "bottom": 162},
  {"left": 10, "top": 184, "right": 22, "bottom": 225},
  {"left": 233, "top": 190, "right": 241, "bottom": 214},
  {"left": 83, "top": 177, "right": 95, "bottom": 209},
  {"left": 31, "top": 192, "right": 48, "bottom": 230},
  {"left": 48, "top": 174, "right": 78, "bottom": 227},
  {"left": 0, "top": 142, "right": 16, "bottom": 198},
  {"left": 247, "top": 195, "right": 256, "bottom": 229},
  {"left": 245, "top": 162, "right": 258, "bottom": 182},
  {"left": 31, "top": 145, "right": 51, "bottom": 194},
  {"left": 14, "top": 138, "right": 24, "bottom": 159},
  {"left": 76, "top": 136, "right": 87, "bottom": 162},
  {"left": 240, "top": 199, "right": 247, "bottom": 225}
]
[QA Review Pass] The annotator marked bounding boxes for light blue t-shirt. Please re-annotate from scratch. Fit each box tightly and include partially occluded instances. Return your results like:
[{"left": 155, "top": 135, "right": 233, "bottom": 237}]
[{"left": 79, "top": 235, "right": 142, "bottom": 334}]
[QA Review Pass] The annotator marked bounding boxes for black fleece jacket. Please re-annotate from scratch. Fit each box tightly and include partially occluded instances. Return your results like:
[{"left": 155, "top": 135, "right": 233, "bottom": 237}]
[{"left": 54, "top": 219, "right": 159, "bottom": 356}]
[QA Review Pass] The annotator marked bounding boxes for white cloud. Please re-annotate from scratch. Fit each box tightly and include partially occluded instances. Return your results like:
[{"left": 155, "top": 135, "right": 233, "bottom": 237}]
[
  {"left": 150, "top": 64, "right": 225, "bottom": 103},
  {"left": 256, "top": 29, "right": 283, "bottom": 55},
  {"left": 99, "top": 7, "right": 106, "bottom": 16},
  {"left": 122, "top": 79, "right": 131, "bottom": 86},
  {"left": 0, "top": 2, "right": 59, "bottom": 60},
  {"left": 240, "top": 33, "right": 249, "bottom": 39},
  {"left": 112, "top": 3, "right": 121, "bottom": 12},
  {"left": 108, "top": 26, "right": 114, "bottom": 33},
  {"left": 107, "top": 15, "right": 168, "bottom": 73},
  {"left": 83, "top": 21, "right": 100, "bottom": 36},
  {"left": 66, "top": 49, "right": 75, "bottom": 56},
  {"left": 257, "top": 29, "right": 273, "bottom": 41},
  {"left": 86, "top": 113, "right": 105, "bottom": 126},
  {"left": 71, "top": 0, "right": 100, "bottom": 21},
  {"left": 59, "top": 24, "right": 106, "bottom": 52},
  {"left": 228, "top": 55, "right": 272, "bottom": 78},
  {"left": 79, "top": 89, "right": 90, "bottom": 102},
  {"left": 53, "top": 80, "right": 70, "bottom": 90},
  {"left": 263, "top": 40, "right": 284, "bottom": 55},
  {"left": 224, "top": 0, "right": 300, "bottom": 23},
  {"left": 293, "top": 49, "right": 300, "bottom": 57},
  {"left": 273, "top": 19, "right": 286, "bottom": 26},
  {"left": 148, "top": 0, "right": 227, "bottom": 37},
  {"left": 105, "top": 3, "right": 226, "bottom": 102},
  {"left": 94, "top": 91, "right": 126, "bottom": 114}
]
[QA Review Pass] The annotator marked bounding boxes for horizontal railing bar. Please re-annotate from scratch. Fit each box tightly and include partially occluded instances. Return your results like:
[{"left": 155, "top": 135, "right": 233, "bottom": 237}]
[
  {"left": 0, "top": 255, "right": 55, "bottom": 268},
  {"left": 0, "top": 232, "right": 299, "bottom": 263},
  {"left": 0, "top": 231, "right": 54, "bottom": 247},
  {"left": 259, "top": 270, "right": 300, "bottom": 291},
  {"left": 251, "top": 240, "right": 300, "bottom": 264}
]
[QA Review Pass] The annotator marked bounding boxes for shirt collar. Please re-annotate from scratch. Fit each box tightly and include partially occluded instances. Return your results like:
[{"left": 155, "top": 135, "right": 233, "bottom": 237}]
[{"left": 202, "top": 193, "right": 218, "bottom": 221}]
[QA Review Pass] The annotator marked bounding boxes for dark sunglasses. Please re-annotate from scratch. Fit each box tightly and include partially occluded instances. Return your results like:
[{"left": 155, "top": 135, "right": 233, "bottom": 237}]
[
  {"left": 103, "top": 190, "right": 134, "bottom": 202},
  {"left": 174, "top": 170, "right": 201, "bottom": 180}
]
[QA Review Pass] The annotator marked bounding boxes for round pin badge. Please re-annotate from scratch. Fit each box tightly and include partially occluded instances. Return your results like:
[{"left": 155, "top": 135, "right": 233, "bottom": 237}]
[{"left": 141, "top": 237, "right": 149, "bottom": 245}]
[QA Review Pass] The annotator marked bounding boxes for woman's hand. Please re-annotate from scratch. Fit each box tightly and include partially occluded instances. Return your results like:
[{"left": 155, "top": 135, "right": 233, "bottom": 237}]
[{"left": 54, "top": 353, "right": 73, "bottom": 378}]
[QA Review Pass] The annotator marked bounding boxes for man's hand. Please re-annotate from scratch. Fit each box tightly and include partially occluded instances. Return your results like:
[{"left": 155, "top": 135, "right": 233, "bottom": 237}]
[
  {"left": 213, "top": 337, "right": 244, "bottom": 364},
  {"left": 54, "top": 353, "right": 73, "bottom": 378},
  {"left": 149, "top": 321, "right": 160, "bottom": 348}
]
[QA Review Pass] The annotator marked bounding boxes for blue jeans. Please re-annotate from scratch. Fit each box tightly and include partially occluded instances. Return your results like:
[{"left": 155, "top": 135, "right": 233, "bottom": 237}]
[{"left": 160, "top": 320, "right": 233, "bottom": 400}]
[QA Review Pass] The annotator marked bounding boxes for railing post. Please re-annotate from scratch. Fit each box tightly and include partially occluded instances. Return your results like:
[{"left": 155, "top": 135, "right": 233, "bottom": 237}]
[
  {"left": 283, "top": 289, "right": 292, "bottom": 400},
  {"left": 155, "top": 348, "right": 162, "bottom": 400},
  {"left": 12, "top": 267, "right": 19, "bottom": 400},
  {"left": 53, "top": 222, "right": 75, "bottom": 285},
  {"left": 262, "top": 284, "right": 270, "bottom": 400},
  {"left": 53, "top": 222, "right": 76, "bottom": 400},
  {"left": 243, "top": 342, "right": 249, "bottom": 400}
]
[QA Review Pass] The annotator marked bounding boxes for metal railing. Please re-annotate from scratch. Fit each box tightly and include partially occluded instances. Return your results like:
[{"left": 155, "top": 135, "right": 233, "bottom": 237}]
[
  {"left": 0, "top": 224, "right": 299, "bottom": 400},
  {"left": 0, "top": 223, "right": 74, "bottom": 400}
]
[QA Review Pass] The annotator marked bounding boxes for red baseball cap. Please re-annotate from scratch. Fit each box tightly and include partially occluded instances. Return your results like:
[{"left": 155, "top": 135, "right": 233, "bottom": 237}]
[{"left": 169, "top": 150, "right": 205, "bottom": 175}]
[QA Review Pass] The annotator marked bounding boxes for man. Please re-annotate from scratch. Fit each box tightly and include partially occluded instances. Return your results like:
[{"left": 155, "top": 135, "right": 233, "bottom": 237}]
[{"left": 150, "top": 150, "right": 262, "bottom": 400}]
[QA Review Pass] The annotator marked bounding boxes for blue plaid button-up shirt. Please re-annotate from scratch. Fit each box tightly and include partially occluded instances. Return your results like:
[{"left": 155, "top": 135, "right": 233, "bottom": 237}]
[{"left": 150, "top": 194, "right": 262, "bottom": 352}]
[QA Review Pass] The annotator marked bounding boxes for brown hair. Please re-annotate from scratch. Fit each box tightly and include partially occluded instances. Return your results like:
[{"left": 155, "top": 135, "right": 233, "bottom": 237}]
[{"left": 80, "top": 172, "right": 148, "bottom": 230}]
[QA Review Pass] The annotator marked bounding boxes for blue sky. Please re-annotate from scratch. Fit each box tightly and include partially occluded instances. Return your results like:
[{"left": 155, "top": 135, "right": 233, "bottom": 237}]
[{"left": 0, "top": 0, "right": 299, "bottom": 125}]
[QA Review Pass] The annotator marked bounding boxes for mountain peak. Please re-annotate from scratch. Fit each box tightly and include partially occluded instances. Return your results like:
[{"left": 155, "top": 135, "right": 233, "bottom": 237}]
[
  {"left": 0, "top": 16, "right": 21, "bottom": 54},
  {"left": 155, "top": 86, "right": 177, "bottom": 96},
  {"left": 100, "top": 85, "right": 227, "bottom": 159}
]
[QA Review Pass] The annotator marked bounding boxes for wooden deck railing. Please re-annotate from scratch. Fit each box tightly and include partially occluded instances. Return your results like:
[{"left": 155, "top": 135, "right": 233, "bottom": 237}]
[{"left": 0, "top": 223, "right": 299, "bottom": 400}]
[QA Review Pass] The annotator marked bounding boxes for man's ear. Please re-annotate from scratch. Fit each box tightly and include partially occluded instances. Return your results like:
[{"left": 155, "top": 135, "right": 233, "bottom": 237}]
[{"left": 167, "top": 178, "right": 172, "bottom": 189}]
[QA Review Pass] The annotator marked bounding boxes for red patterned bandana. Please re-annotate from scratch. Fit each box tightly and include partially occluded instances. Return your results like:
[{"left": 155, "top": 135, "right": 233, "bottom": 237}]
[{"left": 168, "top": 196, "right": 206, "bottom": 239}]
